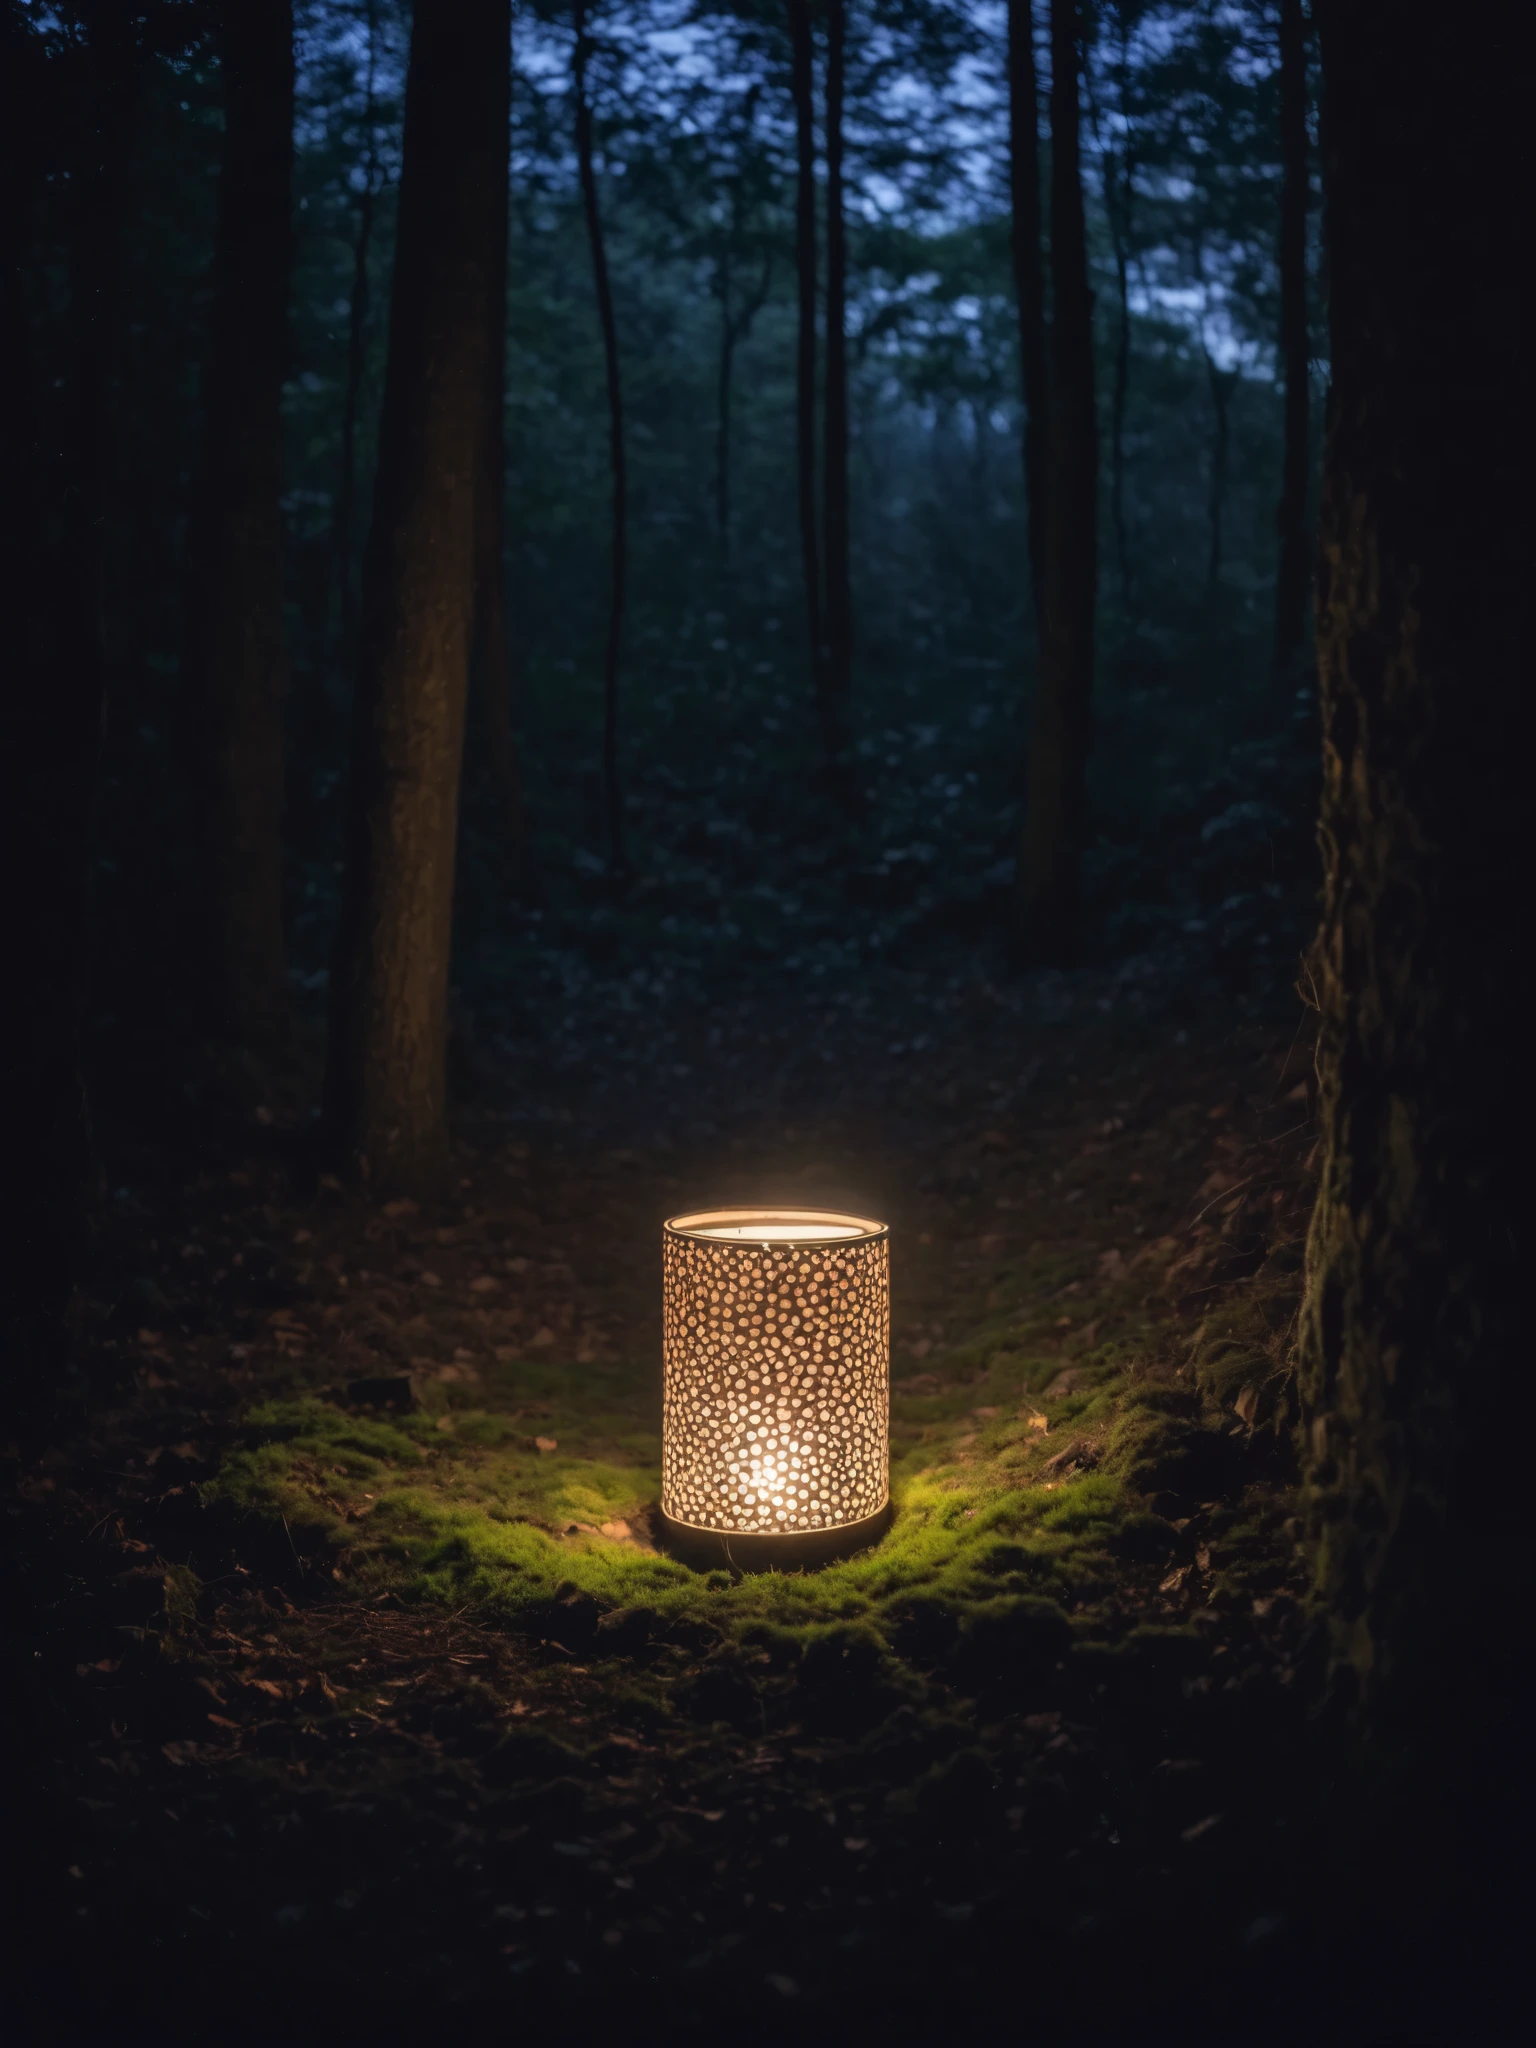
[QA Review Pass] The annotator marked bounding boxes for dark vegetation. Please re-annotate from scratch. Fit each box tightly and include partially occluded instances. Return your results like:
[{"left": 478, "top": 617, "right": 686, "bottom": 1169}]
[{"left": 1, "top": 0, "right": 1520, "bottom": 2040}]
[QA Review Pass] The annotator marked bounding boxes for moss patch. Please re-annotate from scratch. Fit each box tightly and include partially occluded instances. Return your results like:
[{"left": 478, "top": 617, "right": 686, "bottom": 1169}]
[{"left": 204, "top": 1239, "right": 1247, "bottom": 1665}]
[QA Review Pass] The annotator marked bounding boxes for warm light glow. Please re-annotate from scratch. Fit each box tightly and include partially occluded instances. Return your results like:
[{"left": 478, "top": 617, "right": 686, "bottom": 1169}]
[
  {"left": 662, "top": 1208, "right": 890, "bottom": 1539},
  {"left": 695, "top": 1221, "right": 864, "bottom": 1241}
]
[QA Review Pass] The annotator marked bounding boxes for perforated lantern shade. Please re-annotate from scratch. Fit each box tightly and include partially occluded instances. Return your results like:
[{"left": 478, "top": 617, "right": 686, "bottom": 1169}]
[{"left": 661, "top": 1208, "right": 890, "bottom": 1538}]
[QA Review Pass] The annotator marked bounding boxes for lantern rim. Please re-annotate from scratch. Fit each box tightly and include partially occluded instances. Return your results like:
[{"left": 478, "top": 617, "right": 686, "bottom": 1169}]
[{"left": 663, "top": 1205, "right": 888, "bottom": 1247}]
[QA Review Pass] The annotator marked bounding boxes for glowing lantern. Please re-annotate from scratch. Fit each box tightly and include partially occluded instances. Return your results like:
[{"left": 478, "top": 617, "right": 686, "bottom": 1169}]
[{"left": 660, "top": 1208, "right": 890, "bottom": 1566}]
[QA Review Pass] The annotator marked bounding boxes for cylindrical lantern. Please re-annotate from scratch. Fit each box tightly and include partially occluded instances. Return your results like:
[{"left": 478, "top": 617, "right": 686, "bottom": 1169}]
[{"left": 661, "top": 1208, "right": 890, "bottom": 1564}]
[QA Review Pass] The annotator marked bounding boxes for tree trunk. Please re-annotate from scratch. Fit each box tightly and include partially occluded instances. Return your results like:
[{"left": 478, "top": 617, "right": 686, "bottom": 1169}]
[
  {"left": 1104, "top": 9, "right": 1135, "bottom": 602},
  {"left": 1272, "top": 0, "right": 1311, "bottom": 675},
  {"left": 715, "top": 242, "right": 770, "bottom": 687},
  {"left": 1006, "top": 0, "right": 1049, "bottom": 619},
  {"left": 821, "top": 0, "right": 851, "bottom": 782},
  {"left": 324, "top": 0, "right": 510, "bottom": 1193},
  {"left": 0, "top": 6, "right": 137, "bottom": 1420},
  {"left": 574, "top": 1, "right": 627, "bottom": 881},
  {"left": 475, "top": 18, "right": 523, "bottom": 842},
  {"left": 1205, "top": 349, "right": 1235, "bottom": 587},
  {"left": 786, "top": 0, "right": 823, "bottom": 744},
  {"left": 331, "top": 0, "right": 380, "bottom": 671},
  {"left": 192, "top": 0, "right": 295, "bottom": 1044},
  {"left": 1302, "top": 2, "right": 1523, "bottom": 1743},
  {"left": 1019, "top": 0, "right": 1097, "bottom": 958},
  {"left": 1106, "top": 216, "right": 1132, "bottom": 599}
]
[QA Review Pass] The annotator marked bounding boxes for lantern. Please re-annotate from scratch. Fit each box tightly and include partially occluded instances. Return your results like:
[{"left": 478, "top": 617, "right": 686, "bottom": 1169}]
[{"left": 660, "top": 1207, "right": 891, "bottom": 1567}]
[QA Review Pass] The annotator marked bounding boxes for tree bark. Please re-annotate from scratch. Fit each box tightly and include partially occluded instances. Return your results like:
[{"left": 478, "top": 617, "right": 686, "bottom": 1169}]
[
  {"left": 1006, "top": 0, "right": 1049, "bottom": 620},
  {"left": 331, "top": 0, "right": 381, "bottom": 671},
  {"left": 1204, "top": 347, "right": 1236, "bottom": 587},
  {"left": 1018, "top": 0, "right": 1097, "bottom": 958},
  {"left": 715, "top": 252, "right": 771, "bottom": 572},
  {"left": 715, "top": 237, "right": 770, "bottom": 695},
  {"left": 191, "top": 0, "right": 295, "bottom": 1044},
  {"left": 574, "top": 1, "right": 627, "bottom": 881},
  {"left": 1272, "top": 0, "right": 1310, "bottom": 674},
  {"left": 1302, "top": 2, "right": 1523, "bottom": 1742},
  {"left": 1102, "top": 6, "right": 1135, "bottom": 602},
  {"left": 0, "top": 5, "right": 136, "bottom": 1419},
  {"left": 786, "top": 0, "right": 824, "bottom": 746},
  {"left": 475, "top": 15, "right": 523, "bottom": 842},
  {"left": 324, "top": 0, "right": 511, "bottom": 1193},
  {"left": 821, "top": 0, "right": 851, "bottom": 780}
]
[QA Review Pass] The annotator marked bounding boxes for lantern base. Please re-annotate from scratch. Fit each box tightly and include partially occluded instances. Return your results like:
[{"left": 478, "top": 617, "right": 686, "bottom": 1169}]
[{"left": 655, "top": 1501, "right": 892, "bottom": 1574}]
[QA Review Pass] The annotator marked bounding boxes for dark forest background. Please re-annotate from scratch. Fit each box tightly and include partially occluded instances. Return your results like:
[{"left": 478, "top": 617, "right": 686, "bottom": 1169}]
[
  {"left": 2, "top": 2, "right": 1525, "bottom": 2036},
  {"left": 8, "top": 0, "right": 1320, "bottom": 1109}
]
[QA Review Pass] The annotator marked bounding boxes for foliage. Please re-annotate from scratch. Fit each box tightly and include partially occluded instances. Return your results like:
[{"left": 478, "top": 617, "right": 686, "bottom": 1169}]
[{"left": 0, "top": 0, "right": 1323, "bottom": 1042}]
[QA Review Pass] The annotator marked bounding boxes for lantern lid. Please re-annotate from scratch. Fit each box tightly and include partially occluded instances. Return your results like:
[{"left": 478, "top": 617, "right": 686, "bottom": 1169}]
[{"left": 664, "top": 1206, "right": 887, "bottom": 1246}]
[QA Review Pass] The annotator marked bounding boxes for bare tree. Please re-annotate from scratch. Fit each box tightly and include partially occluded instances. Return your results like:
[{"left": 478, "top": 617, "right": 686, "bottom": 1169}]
[
  {"left": 821, "top": 0, "right": 852, "bottom": 785},
  {"left": 325, "top": 0, "right": 511, "bottom": 1192},
  {"left": 1018, "top": 0, "right": 1098, "bottom": 959},
  {"left": 574, "top": 0, "right": 628, "bottom": 880},
  {"left": 1272, "top": 0, "right": 1311, "bottom": 673},
  {"left": 786, "top": 0, "right": 825, "bottom": 760},
  {"left": 1006, "top": 0, "right": 1048, "bottom": 613},
  {"left": 191, "top": 0, "right": 295, "bottom": 1042}
]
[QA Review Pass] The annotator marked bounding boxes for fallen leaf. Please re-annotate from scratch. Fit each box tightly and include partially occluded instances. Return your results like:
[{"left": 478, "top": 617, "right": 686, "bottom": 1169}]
[
  {"left": 843, "top": 1837, "right": 869, "bottom": 1852},
  {"left": 1160, "top": 1565, "right": 1190, "bottom": 1594},
  {"left": 469, "top": 1275, "right": 501, "bottom": 1294},
  {"left": 531, "top": 1328, "right": 555, "bottom": 1348},
  {"left": 420, "top": 1271, "right": 442, "bottom": 1288},
  {"left": 1233, "top": 1383, "right": 1260, "bottom": 1425},
  {"left": 382, "top": 1198, "right": 419, "bottom": 1219},
  {"left": 535, "top": 1436, "right": 558, "bottom": 1454},
  {"left": 1027, "top": 1410, "right": 1050, "bottom": 1433},
  {"left": 1097, "top": 1248, "right": 1126, "bottom": 1281}
]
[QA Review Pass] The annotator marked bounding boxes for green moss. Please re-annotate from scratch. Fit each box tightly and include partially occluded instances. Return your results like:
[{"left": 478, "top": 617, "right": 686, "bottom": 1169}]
[{"left": 202, "top": 1244, "right": 1249, "bottom": 1663}]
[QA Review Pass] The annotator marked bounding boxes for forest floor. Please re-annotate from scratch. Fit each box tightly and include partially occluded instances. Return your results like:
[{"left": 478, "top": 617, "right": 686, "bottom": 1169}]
[{"left": 4, "top": 942, "right": 1464, "bottom": 2044}]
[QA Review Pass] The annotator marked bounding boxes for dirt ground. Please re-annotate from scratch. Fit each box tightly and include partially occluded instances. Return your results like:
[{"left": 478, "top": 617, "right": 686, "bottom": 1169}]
[{"left": 4, "top": 949, "right": 1467, "bottom": 2044}]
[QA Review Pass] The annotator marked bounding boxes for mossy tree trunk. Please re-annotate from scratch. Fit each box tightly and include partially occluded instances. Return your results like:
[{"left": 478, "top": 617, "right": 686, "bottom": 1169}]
[
  {"left": 191, "top": 0, "right": 294, "bottom": 1044},
  {"left": 1301, "top": 2, "right": 1523, "bottom": 1740},
  {"left": 325, "top": 0, "right": 511, "bottom": 1194},
  {"left": 1018, "top": 0, "right": 1097, "bottom": 960}
]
